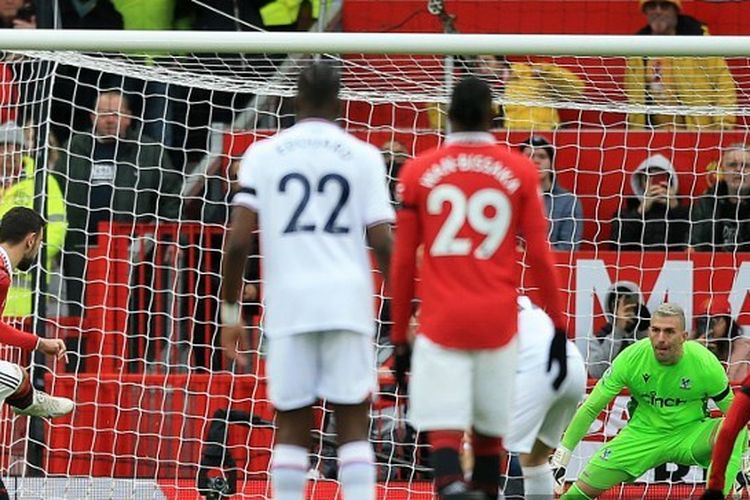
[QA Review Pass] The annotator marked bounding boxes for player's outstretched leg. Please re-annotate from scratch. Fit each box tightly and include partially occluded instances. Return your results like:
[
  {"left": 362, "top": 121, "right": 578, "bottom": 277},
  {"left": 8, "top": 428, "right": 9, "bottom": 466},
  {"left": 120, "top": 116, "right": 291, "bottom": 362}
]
[
  {"left": 334, "top": 402, "right": 376, "bottom": 500},
  {"left": 272, "top": 407, "right": 313, "bottom": 500},
  {"left": 4, "top": 366, "right": 73, "bottom": 418}
]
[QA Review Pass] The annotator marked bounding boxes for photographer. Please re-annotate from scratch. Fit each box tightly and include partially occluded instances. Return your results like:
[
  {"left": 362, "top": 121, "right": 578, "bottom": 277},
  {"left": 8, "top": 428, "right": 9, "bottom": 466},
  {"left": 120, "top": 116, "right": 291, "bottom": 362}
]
[
  {"left": 587, "top": 283, "right": 651, "bottom": 379},
  {"left": 611, "top": 153, "right": 689, "bottom": 251}
]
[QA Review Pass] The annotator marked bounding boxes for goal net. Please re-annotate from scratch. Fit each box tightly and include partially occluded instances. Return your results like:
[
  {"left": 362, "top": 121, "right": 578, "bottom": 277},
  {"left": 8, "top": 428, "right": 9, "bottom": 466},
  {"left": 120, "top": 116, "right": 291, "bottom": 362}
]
[{"left": 0, "top": 33, "right": 746, "bottom": 499}]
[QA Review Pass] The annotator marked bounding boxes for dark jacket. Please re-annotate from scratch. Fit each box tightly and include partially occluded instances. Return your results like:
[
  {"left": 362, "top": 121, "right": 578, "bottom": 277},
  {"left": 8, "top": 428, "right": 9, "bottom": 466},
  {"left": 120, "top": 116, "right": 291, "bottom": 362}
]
[
  {"left": 611, "top": 202, "right": 690, "bottom": 251},
  {"left": 691, "top": 181, "right": 750, "bottom": 252},
  {"left": 54, "top": 128, "right": 182, "bottom": 250},
  {"left": 543, "top": 182, "right": 584, "bottom": 251}
]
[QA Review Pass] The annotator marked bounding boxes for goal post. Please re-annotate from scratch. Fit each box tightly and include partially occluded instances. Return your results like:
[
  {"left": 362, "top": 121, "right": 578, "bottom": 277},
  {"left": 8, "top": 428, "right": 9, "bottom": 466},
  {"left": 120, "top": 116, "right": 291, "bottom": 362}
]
[{"left": 0, "top": 31, "right": 745, "bottom": 498}]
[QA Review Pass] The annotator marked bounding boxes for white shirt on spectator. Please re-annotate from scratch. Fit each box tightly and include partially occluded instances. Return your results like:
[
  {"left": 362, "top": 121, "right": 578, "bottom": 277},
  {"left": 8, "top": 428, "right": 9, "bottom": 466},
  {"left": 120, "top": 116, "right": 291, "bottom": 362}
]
[{"left": 234, "top": 119, "right": 394, "bottom": 338}]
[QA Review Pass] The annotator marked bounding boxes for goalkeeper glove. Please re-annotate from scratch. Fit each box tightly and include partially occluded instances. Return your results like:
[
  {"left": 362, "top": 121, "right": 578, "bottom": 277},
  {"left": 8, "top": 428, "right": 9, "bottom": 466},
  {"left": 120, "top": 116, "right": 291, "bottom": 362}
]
[
  {"left": 550, "top": 446, "right": 572, "bottom": 495},
  {"left": 699, "top": 490, "right": 725, "bottom": 500},
  {"left": 393, "top": 343, "right": 412, "bottom": 393},
  {"left": 548, "top": 328, "right": 568, "bottom": 390}
]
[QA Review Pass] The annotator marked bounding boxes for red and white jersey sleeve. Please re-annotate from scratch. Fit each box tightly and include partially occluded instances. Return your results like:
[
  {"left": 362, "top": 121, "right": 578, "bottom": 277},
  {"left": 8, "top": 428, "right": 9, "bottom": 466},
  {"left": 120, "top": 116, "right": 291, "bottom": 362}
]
[
  {"left": 392, "top": 132, "right": 564, "bottom": 350},
  {"left": 0, "top": 249, "right": 39, "bottom": 351}
]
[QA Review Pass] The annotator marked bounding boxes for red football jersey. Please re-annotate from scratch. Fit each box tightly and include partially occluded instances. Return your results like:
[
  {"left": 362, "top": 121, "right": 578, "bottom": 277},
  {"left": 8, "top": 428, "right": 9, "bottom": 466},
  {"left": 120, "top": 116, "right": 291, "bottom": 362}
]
[
  {"left": 0, "top": 248, "right": 40, "bottom": 351},
  {"left": 391, "top": 133, "right": 564, "bottom": 349}
]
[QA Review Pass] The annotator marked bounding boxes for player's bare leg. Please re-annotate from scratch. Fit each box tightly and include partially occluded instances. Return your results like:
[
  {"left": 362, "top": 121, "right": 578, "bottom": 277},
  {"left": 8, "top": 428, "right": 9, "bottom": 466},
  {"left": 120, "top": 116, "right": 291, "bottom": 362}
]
[
  {"left": 519, "top": 439, "right": 555, "bottom": 496},
  {"left": 333, "top": 401, "right": 376, "bottom": 500},
  {"left": 272, "top": 406, "right": 314, "bottom": 500}
]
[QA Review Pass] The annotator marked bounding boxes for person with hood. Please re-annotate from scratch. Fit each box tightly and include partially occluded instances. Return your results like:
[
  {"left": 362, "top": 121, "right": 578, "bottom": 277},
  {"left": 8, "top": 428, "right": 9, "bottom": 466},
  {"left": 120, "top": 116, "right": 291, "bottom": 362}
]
[
  {"left": 694, "top": 296, "right": 750, "bottom": 383},
  {"left": 610, "top": 153, "right": 689, "bottom": 251},
  {"left": 692, "top": 143, "right": 750, "bottom": 252},
  {"left": 519, "top": 136, "right": 583, "bottom": 250},
  {"left": 625, "top": 0, "right": 736, "bottom": 129},
  {"left": 586, "top": 282, "right": 651, "bottom": 379}
]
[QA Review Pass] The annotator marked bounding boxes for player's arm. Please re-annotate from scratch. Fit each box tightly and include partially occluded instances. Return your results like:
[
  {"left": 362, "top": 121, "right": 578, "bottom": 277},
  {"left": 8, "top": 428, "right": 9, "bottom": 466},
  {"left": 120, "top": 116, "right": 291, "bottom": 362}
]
[
  {"left": 363, "top": 150, "right": 396, "bottom": 286},
  {"left": 390, "top": 162, "right": 420, "bottom": 389},
  {"left": 367, "top": 223, "right": 392, "bottom": 286},
  {"left": 704, "top": 375, "right": 750, "bottom": 496},
  {"left": 551, "top": 353, "right": 628, "bottom": 490},
  {"left": 219, "top": 149, "right": 261, "bottom": 367},
  {"left": 517, "top": 161, "right": 567, "bottom": 388}
]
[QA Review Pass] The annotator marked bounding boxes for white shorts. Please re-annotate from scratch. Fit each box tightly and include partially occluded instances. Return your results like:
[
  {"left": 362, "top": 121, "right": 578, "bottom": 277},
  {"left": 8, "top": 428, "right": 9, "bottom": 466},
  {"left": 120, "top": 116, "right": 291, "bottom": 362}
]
[
  {"left": 408, "top": 335, "right": 518, "bottom": 437},
  {"left": 266, "top": 330, "right": 375, "bottom": 411},
  {"left": 505, "top": 347, "right": 587, "bottom": 454},
  {"left": 0, "top": 360, "right": 22, "bottom": 401}
]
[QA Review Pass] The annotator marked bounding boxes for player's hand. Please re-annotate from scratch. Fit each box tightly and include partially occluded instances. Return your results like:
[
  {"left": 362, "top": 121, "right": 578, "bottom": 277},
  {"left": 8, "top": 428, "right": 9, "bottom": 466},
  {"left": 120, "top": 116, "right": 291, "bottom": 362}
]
[
  {"left": 393, "top": 343, "right": 412, "bottom": 393},
  {"left": 221, "top": 322, "right": 249, "bottom": 368},
  {"left": 550, "top": 446, "right": 572, "bottom": 495},
  {"left": 699, "top": 489, "right": 725, "bottom": 500},
  {"left": 548, "top": 328, "right": 568, "bottom": 390},
  {"left": 37, "top": 338, "right": 68, "bottom": 362}
]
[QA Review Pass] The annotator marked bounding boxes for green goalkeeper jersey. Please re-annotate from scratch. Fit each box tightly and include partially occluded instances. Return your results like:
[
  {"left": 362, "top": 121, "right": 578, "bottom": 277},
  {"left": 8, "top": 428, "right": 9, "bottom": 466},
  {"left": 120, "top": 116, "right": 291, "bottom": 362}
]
[{"left": 561, "top": 339, "right": 732, "bottom": 451}]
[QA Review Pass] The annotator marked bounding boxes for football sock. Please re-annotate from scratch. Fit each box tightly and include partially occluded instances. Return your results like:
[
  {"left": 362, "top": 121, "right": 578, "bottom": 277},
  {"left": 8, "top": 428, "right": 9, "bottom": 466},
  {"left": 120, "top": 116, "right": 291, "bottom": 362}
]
[
  {"left": 470, "top": 433, "right": 502, "bottom": 499},
  {"left": 271, "top": 444, "right": 308, "bottom": 500},
  {"left": 429, "top": 430, "right": 465, "bottom": 494},
  {"left": 561, "top": 482, "right": 593, "bottom": 500},
  {"left": 339, "top": 440, "right": 376, "bottom": 500},
  {"left": 522, "top": 462, "right": 555, "bottom": 496},
  {"left": 6, "top": 373, "right": 32, "bottom": 409}
]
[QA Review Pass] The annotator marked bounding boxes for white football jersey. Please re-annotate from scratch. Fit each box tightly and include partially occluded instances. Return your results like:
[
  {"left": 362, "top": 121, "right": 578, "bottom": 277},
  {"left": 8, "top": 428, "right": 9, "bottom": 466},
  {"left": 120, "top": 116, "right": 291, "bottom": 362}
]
[
  {"left": 516, "top": 295, "right": 583, "bottom": 371},
  {"left": 234, "top": 119, "right": 395, "bottom": 338}
]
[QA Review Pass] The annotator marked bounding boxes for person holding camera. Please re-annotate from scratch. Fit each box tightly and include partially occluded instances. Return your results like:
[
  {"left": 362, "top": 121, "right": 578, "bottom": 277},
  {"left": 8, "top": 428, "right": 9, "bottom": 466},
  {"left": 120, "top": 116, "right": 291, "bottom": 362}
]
[
  {"left": 611, "top": 153, "right": 689, "bottom": 251},
  {"left": 586, "top": 283, "right": 651, "bottom": 379}
]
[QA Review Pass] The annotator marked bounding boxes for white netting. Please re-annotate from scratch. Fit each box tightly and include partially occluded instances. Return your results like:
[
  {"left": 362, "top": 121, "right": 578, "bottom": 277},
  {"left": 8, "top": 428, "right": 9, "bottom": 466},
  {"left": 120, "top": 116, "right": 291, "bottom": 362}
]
[{"left": 0, "top": 43, "right": 744, "bottom": 499}]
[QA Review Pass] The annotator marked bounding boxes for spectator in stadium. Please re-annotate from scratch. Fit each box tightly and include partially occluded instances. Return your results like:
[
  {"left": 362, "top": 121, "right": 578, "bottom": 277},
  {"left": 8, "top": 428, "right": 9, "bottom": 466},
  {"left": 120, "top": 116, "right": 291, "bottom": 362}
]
[
  {"left": 625, "top": 0, "right": 736, "bottom": 129},
  {"left": 691, "top": 143, "right": 750, "bottom": 252},
  {"left": 586, "top": 282, "right": 651, "bottom": 379},
  {"left": 610, "top": 153, "right": 689, "bottom": 251},
  {"left": 380, "top": 140, "right": 408, "bottom": 205},
  {"left": 428, "top": 54, "right": 585, "bottom": 130},
  {"left": 694, "top": 297, "right": 750, "bottom": 382},
  {"left": 519, "top": 136, "right": 583, "bottom": 250},
  {"left": 55, "top": 89, "right": 181, "bottom": 316},
  {"left": 57, "top": 0, "right": 122, "bottom": 29},
  {"left": 0, "top": 0, "right": 35, "bottom": 29},
  {"left": 0, "top": 122, "right": 66, "bottom": 318}
]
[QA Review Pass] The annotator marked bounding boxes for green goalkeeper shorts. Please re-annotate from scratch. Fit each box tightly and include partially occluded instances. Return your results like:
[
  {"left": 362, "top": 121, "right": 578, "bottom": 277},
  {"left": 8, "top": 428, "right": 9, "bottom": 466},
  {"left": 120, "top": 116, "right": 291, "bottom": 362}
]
[{"left": 579, "top": 418, "right": 747, "bottom": 492}]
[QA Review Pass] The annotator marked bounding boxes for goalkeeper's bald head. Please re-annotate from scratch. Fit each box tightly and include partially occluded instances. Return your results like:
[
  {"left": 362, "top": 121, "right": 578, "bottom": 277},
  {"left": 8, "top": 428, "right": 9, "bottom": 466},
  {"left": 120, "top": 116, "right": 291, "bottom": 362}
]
[
  {"left": 449, "top": 76, "right": 493, "bottom": 133},
  {"left": 296, "top": 62, "right": 341, "bottom": 121}
]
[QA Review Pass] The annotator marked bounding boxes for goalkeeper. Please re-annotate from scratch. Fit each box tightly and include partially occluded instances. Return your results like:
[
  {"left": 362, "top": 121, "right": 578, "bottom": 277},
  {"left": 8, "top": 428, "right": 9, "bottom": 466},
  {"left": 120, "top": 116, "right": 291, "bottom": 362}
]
[{"left": 551, "top": 302, "right": 746, "bottom": 499}]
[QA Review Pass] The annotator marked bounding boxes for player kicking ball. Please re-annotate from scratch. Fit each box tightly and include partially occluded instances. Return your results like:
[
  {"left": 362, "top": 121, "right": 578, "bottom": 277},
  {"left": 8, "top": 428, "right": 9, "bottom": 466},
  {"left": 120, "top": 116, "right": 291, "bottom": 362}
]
[
  {"left": 391, "top": 76, "right": 569, "bottom": 500},
  {"left": 220, "top": 63, "right": 393, "bottom": 500},
  {"left": 504, "top": 296, "right": 587, "bottom": 498},
  {"left": 552, "top": 303, "right": 745, "bottom": 499},
  {"left": 0, "top": 207, "right": 72, "bottom": 420}
]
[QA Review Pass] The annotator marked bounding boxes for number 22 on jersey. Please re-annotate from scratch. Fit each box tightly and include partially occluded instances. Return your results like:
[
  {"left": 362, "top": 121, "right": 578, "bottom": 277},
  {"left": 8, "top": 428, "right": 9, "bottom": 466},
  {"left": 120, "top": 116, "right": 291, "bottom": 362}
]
[
  {"left": 279, "top": 172, "right": 350, "bottom": 234},
  {"left": 427, "top": 184, "right": 511, "bottom": 259}
]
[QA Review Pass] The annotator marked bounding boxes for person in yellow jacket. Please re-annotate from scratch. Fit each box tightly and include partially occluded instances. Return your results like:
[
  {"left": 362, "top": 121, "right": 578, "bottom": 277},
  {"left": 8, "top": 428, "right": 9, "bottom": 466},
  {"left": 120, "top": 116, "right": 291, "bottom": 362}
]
[
  {"left": 625, "top": 0, "right": 736, "bottom": 129},
  {"left": 429, "top": 54, "right": 585, "bottom": 130},
  {"left": 0, "top": 122, "right": 66, "bottom": 317}
]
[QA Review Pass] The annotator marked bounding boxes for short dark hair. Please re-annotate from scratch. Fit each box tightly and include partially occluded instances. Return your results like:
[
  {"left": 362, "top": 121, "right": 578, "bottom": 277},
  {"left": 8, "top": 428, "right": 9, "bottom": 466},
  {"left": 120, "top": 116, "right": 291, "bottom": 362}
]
[
  {"left": 296, "top": 62, "right": 340, "bottom": 111},
  {"left": 448, "top": 77, "right": 493, "bottom": 131},
  {"left": 0, "top": 207, "right": 45, "bottom": 244},
  {"left": 519, "top": 135, "right": 555, "bottom": 165}
]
